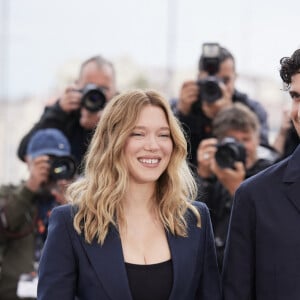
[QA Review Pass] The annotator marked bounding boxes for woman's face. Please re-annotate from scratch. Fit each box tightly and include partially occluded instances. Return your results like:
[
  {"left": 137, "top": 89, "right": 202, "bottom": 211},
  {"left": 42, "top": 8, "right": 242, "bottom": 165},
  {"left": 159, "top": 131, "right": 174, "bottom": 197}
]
[{"left": 124, "top": 105, "right": 173, "bottom": 186}]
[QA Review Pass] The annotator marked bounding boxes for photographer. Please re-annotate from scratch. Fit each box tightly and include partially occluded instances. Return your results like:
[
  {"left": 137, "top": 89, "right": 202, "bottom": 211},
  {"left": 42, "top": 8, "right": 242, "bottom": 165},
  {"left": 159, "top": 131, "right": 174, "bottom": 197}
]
[
  {"left": 17, "top": 55, "right": 117, "bottom": 171},
  {"left": 197, "top": 103, "right": 276, "bottom": 271},
  {"left": 0, "top": 129, "right": 76, "bottom": 300},
  {"left": 172, "top": 43, "right": 269, "bottom": 167}
]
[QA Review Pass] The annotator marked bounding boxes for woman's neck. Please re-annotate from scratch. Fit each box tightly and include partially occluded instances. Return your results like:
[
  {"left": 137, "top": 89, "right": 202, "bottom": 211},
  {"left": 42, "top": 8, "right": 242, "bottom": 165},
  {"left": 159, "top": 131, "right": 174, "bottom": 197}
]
[{"left": 123, "top": 182, "right": 156, "bottom": 211}]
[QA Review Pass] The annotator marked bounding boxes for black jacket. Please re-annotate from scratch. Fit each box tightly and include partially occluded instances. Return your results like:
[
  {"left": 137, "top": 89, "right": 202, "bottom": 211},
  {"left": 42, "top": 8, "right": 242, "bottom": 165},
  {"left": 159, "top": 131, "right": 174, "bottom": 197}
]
[
  {"left": 222, "top": 145, "right": 300, "bottom": 299},
  {"left": 198, "top": 158, "right": 274, "bottom": 271},
  {"left": 17, "top": 101, "right": 93, "bottom": 170}
]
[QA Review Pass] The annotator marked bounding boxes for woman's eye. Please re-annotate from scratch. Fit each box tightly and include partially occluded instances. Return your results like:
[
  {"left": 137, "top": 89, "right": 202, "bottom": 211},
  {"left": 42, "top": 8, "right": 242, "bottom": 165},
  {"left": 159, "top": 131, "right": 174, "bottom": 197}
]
[
  {"left": 131, "top": 132, "right": 143, "bottom": 136},
  {"left": 159, "top": 133, "right": 171, "bottom": 138}
]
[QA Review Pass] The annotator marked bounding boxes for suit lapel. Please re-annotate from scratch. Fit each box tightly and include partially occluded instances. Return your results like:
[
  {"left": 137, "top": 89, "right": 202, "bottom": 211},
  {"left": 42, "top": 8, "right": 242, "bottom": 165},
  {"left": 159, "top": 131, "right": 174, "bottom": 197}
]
[
  {"left": 283, "top": 146, "right": 300, "bottom": 214},
  {"left": 167, "top": 224, "right": 201, "bottom": 300},
  {"left": 283, "top": 180, "right": 300, "bottom": 214},
  {"left": 81, "top": 226, "right": 133, "bottom": 300}
]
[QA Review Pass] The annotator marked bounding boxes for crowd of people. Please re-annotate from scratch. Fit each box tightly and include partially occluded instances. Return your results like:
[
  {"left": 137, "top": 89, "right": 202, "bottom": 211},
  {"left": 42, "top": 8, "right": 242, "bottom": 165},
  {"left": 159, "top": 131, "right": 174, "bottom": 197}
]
[{"left": 0, "top": 43, "right": 299, "bottom": 300}]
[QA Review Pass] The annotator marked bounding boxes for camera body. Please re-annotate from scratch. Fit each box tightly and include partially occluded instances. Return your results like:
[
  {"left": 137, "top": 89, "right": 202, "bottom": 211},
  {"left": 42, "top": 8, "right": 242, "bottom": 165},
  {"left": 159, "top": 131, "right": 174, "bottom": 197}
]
[
  {"left": 197, "top": 43, "right": 223, "bottom": 104},
  {"left": 197, "top": 76, "right": 223, "bottom": 103},
  {"left": 215, "top": 137, "right": 246, "bottom": 169},
  {"left": 48, "top": 155, "right": 76, "bottom": 181},
  {"left": 80, "top": 83, "right": 106, "bottom": 112}
]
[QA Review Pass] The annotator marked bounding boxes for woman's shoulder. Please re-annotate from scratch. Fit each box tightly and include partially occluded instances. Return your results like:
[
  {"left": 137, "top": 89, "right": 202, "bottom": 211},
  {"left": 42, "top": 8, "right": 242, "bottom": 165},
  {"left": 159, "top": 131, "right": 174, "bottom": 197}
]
[
  {"left": 191, "top": 200, "right": 209, "bottom": 215},
  {"left": 185, "top": 201, "right": 210, "bottom": 227},
  {"left": 50, "top": 204, "right": 78, "bottom": 222}
]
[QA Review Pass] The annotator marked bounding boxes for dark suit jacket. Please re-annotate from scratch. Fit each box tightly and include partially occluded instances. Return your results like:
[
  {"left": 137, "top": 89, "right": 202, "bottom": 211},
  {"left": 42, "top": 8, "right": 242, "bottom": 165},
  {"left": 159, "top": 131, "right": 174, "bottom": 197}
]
[
  {"left": 222, "top": 144, "right": 300, "bottom": 300},
  {"left": 37, "top": 201, "right": 221, "bottom": 300}
]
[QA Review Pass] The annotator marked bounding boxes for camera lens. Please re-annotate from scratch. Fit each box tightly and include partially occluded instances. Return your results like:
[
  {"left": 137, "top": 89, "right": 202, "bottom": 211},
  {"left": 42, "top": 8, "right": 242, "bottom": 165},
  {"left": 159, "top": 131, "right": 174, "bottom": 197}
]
[
  {"left": 198, "top": 77, "right": 222, "bottom": 103},
  {"left": 215, "top": 137, "right": 246, "bottom": 169},
  {"left": 81, "top": 84, "right": 106, "bottom": 112},
  {"left": 49, "top": 156, "right": 76, "bottom": 181}
]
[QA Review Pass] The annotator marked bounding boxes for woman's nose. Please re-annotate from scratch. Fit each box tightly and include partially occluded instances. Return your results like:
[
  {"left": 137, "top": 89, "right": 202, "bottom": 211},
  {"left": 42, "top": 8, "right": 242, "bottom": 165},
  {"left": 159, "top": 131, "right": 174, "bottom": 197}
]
[{"left": 144, "top": 135, "right": 159, "bottom": 151}]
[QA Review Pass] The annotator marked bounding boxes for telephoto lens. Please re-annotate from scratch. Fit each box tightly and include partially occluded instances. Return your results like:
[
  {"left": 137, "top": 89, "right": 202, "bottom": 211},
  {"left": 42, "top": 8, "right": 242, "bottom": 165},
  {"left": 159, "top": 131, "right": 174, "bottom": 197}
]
[{"left": 80, "top": 83, "right": 106, "bottom": 112}]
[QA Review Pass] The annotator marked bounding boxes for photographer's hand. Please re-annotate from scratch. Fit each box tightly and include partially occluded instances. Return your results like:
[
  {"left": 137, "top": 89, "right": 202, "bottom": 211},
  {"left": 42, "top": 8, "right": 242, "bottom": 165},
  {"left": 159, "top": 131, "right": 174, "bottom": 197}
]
[
  {"left": 25, "top": 155, "right": 50, "bottom": 192},
  {"left": 211, "top": 161, "right": 246, "bottom": 196},
  {"left": 59, "top": 84, "right": 82, "bottom": 113},
  {"left": 177, "top": 80, "right": 199, "bottom": 115},
  {"left": 197, "top": 138, "right": 218, "bottom": 178}
]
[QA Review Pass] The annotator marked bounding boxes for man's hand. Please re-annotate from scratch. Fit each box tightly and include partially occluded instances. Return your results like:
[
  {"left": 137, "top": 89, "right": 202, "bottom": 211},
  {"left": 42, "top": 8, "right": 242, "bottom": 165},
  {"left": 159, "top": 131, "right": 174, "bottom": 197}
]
[
  {"left": 211, "top": 161, "right": 246, "bottom": 196},
  {"left": 197, "top": 138, "right": 246, "bottom": 195},
  {"left": 25, "top": 155, "right": 50, "bottom": 192},
  {"left": 177, "top": 80, "right": 199, "bottom": 115},
  {"left": 197, "top": 138, "right": 218, "bottom": 178},
  {"left": 59, "top": 84, "right": 82, "bottom": 113}
]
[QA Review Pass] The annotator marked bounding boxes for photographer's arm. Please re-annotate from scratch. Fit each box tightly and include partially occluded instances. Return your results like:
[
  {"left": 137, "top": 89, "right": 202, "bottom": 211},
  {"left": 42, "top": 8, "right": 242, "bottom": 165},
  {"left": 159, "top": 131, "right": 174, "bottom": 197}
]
[
  {"left": 197, "top": 138, "right": 218, "bottom": 178},
  {"left": 176, "top": 80, "right": 199, "bottom": 116},
  {"left": 0, "top": 184, "right": 36, "bottom": 233},
  {"left": 58, "top": 84, "right": 82, "bottom": 113},
  {"left": 196, "top": 138, "right": 219, "bottom": 207},
  {"left": 211, "top": 161, "right": 246, "bottom": 196},
  {"left": 0, "top": 156, "right": 49, "bottom": 231}
]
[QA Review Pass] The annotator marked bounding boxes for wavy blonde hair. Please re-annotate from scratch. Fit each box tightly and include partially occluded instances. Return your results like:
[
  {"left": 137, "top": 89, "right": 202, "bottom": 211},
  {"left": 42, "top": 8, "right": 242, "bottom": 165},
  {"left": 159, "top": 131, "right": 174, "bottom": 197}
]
[{"left": 68, "top": 89, "right": 201, "bottom": 244}]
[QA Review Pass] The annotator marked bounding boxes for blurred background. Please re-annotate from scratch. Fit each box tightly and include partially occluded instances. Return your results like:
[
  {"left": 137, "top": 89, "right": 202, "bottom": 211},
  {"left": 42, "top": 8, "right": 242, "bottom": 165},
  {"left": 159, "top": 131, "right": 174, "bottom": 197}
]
[{"left": 0, "top": 0, "right": 299, "bottom": 184}]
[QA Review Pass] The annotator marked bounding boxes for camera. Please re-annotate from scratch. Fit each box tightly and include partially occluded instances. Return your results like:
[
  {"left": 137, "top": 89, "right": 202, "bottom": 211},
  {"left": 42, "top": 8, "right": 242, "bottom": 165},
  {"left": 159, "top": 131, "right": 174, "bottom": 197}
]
[
  {"left": 197, "top": 43, "right": 223, "bottom": 103},
  {"left": 197, "top": 77, "right": 223, "bottom": 103},
  {"left": 49, "top": 156, "right": 76, "bottom": 181},
  {"left": 215, "top": 137, "right": 246, "bottom": 169},
  {"left": 80, "top": 83, "right": 106, "bottom": 112}
]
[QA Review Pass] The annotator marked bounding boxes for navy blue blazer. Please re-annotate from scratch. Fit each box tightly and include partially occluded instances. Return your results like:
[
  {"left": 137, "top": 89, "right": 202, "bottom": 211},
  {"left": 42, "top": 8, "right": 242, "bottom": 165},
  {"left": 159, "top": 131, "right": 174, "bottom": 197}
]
[
  {"left": 222, "top": 144, "right": 300, "bottom": 299},
  {"left": 37, "top": 201, "right": 221, "bottom": 300}
]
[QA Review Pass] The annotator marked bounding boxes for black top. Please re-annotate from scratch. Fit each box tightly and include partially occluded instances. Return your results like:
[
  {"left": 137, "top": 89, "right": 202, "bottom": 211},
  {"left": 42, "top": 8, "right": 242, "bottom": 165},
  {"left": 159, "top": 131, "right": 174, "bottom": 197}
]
[{"left": 125, "top": 259, "right": 173, "bottom": 300}]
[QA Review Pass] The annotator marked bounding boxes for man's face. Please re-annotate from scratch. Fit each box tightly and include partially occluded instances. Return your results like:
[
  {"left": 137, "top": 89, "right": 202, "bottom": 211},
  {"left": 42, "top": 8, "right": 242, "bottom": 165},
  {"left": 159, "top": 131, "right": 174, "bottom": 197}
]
[
  {"left": 216, "top": 58, "right": 236, "bottom": 97},
  {"left": 223, "top": 129, "right": 259, "bottom": 169},
  {"left": 77, "top": 61, "right": 116, "bottom": 129},
  {"left": 289, "top": 73, "right": 300, "bottom": 136},
  {"left": 199, "top": 58, "right": 236, "bottom": 119}
]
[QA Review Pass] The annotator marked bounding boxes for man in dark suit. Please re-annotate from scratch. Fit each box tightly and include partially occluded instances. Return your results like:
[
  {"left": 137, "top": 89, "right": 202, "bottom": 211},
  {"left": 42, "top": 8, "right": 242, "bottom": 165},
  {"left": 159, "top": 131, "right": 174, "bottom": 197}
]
[{"left": 222, "top": 48, "right": 300, "bottom": 299}]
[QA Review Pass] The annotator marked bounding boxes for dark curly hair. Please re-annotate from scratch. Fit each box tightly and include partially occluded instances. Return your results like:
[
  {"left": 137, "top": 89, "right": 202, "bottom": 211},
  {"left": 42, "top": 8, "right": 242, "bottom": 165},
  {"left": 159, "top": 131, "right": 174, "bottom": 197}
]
[{"left": 279, "top": 49, "right": 300, "bottom": 89}]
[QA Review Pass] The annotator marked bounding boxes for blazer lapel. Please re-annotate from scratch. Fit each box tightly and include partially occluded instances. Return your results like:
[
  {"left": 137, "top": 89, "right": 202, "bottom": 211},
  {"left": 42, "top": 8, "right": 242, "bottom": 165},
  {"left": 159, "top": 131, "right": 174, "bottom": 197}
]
[
  {"left": 167, "top": 225, "right": 201, "bottom": 300},
  {"left": 81, "top": 226, "right": 133, "bottom": 300},
  {"left": 283, "top": 146, "right": 300, "bottom": 214}
]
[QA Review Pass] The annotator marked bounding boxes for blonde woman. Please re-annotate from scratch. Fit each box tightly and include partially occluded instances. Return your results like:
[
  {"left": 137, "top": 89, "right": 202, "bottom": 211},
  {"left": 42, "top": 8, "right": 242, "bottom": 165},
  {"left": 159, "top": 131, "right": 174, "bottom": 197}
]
[{"left": 37, "top": 89, "right": 221, "bottom": 300}]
